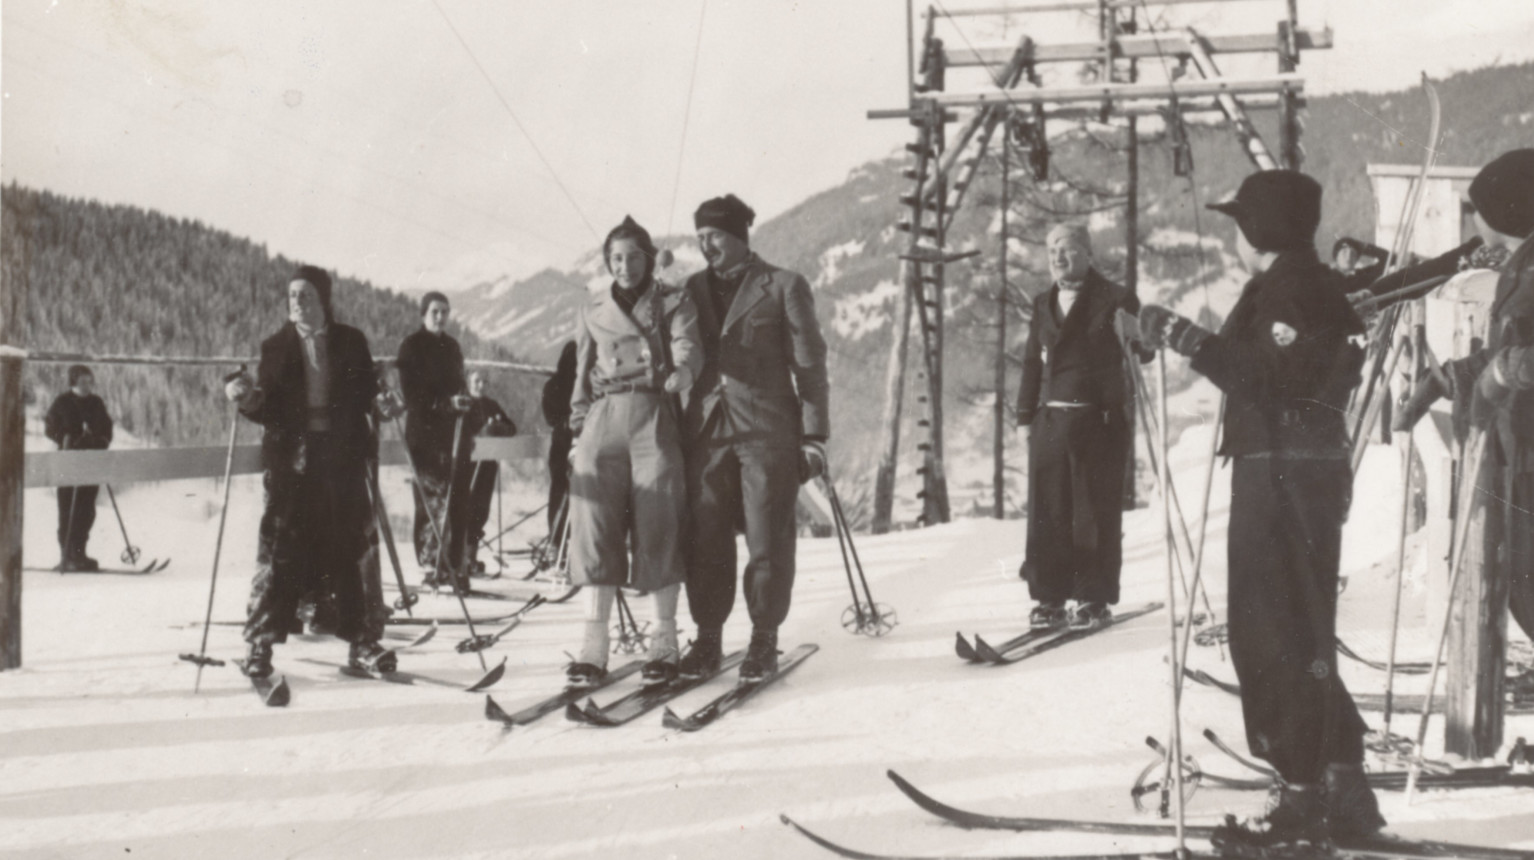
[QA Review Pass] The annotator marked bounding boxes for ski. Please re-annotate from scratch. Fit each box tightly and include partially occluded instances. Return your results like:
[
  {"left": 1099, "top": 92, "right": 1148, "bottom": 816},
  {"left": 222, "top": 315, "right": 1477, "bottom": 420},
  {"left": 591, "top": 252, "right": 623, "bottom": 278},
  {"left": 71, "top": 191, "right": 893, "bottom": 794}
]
[
  {"left": 298, "top": 657, "right": 465, "bottom": 691},
  {"left": 484, "top": 659, "right": 645, "bottom": 727},
  {"left": 662, "top": 643, "right": 818, "bottom": 731},
  {"left": 1200, "top": 729, "right": 1534, "bottom": 792},
  {"left": 1183, "top": 668, "right": 1534, "bottom": 715},
  {"left": 1337, "top": 639, "right": 1428, "bottom": 675},
  {"left": 455, "top": 594, "right": 546, "bottom": 653},
  {"left": 394, "top": 582, "right": 581, "bottom": 605},
  {"left": 567, "top": 650, "right": 747, "bottom": 727},
  {"left": 883, "top": 771, "right": 1533, "bottom": 859},
  {"left": 30, "top": 558, "right": 162, "bottom": 576},
  {"left": 232, "top": 660, "right": 291, "bottom": 707},
  {"left": 958, "top": 627, "right": 1053, "bottom": 663},
  {"left": 976, "top": 603, "right": 1164, "bottom": 666},
  {"left": 780, "top": 814, "right": 1184, "bottom": 860}
]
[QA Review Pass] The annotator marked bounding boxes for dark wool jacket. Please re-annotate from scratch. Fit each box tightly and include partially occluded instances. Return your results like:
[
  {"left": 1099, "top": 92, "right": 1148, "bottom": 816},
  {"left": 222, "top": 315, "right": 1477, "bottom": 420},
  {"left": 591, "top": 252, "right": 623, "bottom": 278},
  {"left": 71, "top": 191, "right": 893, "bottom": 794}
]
[
  {"left": 396, "top": 328, "right": 466, "bottom": 456},
  {"left": 1191, "top": 249, "right": 1366, "bottom": 457},
  {"left": 240, "top": 322, "right": 379, "bottom": 470},
  {"left": 45, "top": 391, "right": 113, "bottom": 451},
  {"left": 1016, "top": 268, "right": 1148, "bottom": 427}
]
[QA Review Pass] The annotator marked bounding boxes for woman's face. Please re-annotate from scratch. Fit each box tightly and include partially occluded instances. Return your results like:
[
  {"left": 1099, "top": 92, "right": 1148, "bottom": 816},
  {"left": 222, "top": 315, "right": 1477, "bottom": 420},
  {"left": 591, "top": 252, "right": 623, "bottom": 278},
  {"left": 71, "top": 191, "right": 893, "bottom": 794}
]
[{"left": 608, "top": 238, "right": 649, "bottom": 290}]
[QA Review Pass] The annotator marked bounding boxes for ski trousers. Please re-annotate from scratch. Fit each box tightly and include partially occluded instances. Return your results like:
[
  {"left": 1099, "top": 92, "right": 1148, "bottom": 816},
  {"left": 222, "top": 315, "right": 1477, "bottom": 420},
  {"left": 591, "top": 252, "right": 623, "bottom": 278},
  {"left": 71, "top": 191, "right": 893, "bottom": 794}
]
[
  {"left": 56, "top": 484, "right": 99, "bottom": 557},
  {"left": 1022, "top": 405, "right": 1128, "bottom": 605},
  {"left": 1227, "top": 456, "right": 1367, "bottom": 785}
]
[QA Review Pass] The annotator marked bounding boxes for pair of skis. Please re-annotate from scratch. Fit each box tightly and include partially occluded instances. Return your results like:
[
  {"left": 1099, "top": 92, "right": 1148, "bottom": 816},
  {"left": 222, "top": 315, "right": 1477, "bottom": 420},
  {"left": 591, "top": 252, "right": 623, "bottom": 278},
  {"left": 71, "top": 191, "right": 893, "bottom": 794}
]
[
  {"left": 483, "top": 643, "right": 817, "bottom": 732},
  {"left": 956, "top": 603, "right": 1164, "bottom": 666},
  {"left": 33, "top": 557, "right": 170, "bottom": 576},
  {"left": 780, "top": 770, "right": 1532, "bottom": 860}
]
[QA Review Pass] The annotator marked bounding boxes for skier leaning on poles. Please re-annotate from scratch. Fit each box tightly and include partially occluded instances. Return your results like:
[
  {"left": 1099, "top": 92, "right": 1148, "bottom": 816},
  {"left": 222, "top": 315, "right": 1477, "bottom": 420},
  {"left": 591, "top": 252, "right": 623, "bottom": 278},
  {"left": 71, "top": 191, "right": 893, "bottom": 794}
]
[
  {"left": 223, "top": 265, "right": 397, "bottom": 678},
  {"left": 1394, "top": 148, "right": 1534, "bottom": 645},
  {"left": 1132, "top": 170, "right": 1385, "bottom": 848}
]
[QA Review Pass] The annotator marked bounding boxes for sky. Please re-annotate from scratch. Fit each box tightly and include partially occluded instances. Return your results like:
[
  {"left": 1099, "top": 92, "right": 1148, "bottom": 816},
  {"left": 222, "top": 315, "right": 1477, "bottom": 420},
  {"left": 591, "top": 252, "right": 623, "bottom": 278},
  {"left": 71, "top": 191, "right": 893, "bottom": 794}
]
[{"left": 3, "top": 0, "right": 1532, "bottom": 294}]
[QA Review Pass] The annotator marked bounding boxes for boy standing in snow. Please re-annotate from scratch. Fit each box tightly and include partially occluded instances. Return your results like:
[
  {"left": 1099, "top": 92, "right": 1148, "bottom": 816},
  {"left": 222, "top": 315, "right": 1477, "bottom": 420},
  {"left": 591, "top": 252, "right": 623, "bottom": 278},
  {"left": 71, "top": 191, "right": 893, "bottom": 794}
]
[
  {"left": 224, "top": 266, "right": 395, "bottom": 677},
  {"left": 678, "top": 194, "right": 830, "bottom": 683},
  {"left": 1136, "top": 171, "right": 1383, "bottom": 848},
  {"left": 44, "top": 364, "right": 113, "bottom": 571},
  {"left": 1015, "top": 223, "right": 1148, "bottom": 631}
]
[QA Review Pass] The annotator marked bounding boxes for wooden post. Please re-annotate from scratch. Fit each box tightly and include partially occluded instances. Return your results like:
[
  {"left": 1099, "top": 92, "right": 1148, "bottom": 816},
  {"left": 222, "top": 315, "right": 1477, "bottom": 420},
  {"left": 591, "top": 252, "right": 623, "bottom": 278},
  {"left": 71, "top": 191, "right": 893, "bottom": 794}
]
[
  {"left": 872, "top": 263, "right": 915, "bottom": 535},
  {"left": 1276, "top": 0, "right": 1303, "bottom": 170},
  {"left": 923, "top": 141, "right": 951, "bottom": 526},
  {"left": 1444, "top": 454, "right": 1507, "bottom": 758},
  {"left": 1, "top": 205, "right": 28, "bottom": 670},
  {"left": 1121, "top": 10, "right": 1140, "bottom": 512},
  {"left": 994, "top": 131, "right": 1010, "bottom": 520}
]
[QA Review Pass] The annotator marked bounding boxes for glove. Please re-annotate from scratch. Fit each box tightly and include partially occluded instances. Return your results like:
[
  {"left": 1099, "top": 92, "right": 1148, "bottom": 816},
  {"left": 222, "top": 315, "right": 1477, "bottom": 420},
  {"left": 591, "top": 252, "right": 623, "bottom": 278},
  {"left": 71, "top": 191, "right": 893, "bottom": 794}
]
[
  {"left": 450, "top": 394, "right": 473, "bottom": 413},
  {"left": 1113, "top": 308, "right": 1142, "bottom": 345},
  {"left": 663, "top": 364, "right": 695, "bottom": 394},
  {"left": 798, "top": 439, "right": 827, "bottom": 484},
  {"left": 1470, "top": 361, "right": 1511, "bottom": 429},
  {"left": 375, "top": 389, "right": 405, "bottom": 421},
  {"left": 1346, "top": 289, "right": 1374, "bottom": 308},
  {"left": 224, "top": 372, "right": 253, "bottom": 403},
  {"left": 1139, "top": 305, "right": 1211, "bottom": 357}
]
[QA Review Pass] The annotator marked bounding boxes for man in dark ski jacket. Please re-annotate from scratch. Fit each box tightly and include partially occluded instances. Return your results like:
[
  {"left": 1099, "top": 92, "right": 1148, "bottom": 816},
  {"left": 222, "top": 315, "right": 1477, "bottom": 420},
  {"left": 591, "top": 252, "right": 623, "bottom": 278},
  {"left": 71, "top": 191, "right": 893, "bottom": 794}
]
[
  {"left": 461, "top": 368, "right": 516, "bottom": 577},
  {"left": 542, "top": 341, "right": 578, "bottom": 534},
  {"left": 224, "top": 265, "right": 395, "bottom": 677},
  {"left": 44, "top": 364, "right": 113, "bottom": 571},
  {"left": 396, "top": 291, "right": 472, "bottom": 587},
  {"left": 1136, "top": 171, "right": 1384, "bottom": 848},
  {"left": 1016, "top": 223, "right": 1149, "bottom": 630},
  {"left": 677, "top": 193, "right": 830, "bottom": 683}
]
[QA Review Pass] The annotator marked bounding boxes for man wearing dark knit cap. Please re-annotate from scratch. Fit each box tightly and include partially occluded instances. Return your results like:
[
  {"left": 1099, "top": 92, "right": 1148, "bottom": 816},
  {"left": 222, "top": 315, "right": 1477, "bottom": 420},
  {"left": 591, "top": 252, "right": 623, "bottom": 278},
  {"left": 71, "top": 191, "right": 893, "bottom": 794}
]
[
  {"left": 1402, "top": 148, "right": 1534, "bottom": 646},
  {"left": 225, "top": 265, "right": 396, "bottom": 677},
  {"left": 677, "top": 193, "right": 830, "bottom": 683},
  {"left": 1133, "top": 171, "right": 1383, "bottom": 848}
]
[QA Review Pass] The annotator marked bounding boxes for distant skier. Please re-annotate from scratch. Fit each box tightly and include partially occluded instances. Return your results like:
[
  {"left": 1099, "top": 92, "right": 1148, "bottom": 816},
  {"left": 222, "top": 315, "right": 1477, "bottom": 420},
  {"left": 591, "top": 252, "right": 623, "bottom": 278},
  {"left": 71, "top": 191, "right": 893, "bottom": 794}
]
[
  {"left": 541, "top": 341, "right": 578, "bottom": 534},
  {"left": 1014, "top": 223, "right": 1149, "bottom": 631},
  {"left": 1136, "top": 171, "right": 1384, "bottom": 848},
  {"left": 1330, "top": 236, "right": 1387, "bottom": 290},
  {"left": 396, "top": 291, "right": 473, "bottom": 589},
  {"left": 677, "top": 194, "right": 830, "bottom": 683},
  {"left": 564, "top": 216, "right": 701, "bottom": 687},
  {"left": 44, "top": 364, "right": 113, "bottom": 572},
  {"left": 224, "top": 265, "right": 395, "bottom": 677},
  {"left": 461, "top": 368, "right": 517, "bottom": 577}
]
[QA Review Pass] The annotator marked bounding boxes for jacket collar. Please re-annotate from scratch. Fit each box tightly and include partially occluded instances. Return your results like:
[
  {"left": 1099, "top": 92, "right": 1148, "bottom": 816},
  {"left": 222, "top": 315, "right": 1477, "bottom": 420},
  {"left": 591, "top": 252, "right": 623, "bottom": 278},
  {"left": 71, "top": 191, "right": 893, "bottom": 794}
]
[{"left": 720, "top": 254, "right": 769, "bottom": 334}]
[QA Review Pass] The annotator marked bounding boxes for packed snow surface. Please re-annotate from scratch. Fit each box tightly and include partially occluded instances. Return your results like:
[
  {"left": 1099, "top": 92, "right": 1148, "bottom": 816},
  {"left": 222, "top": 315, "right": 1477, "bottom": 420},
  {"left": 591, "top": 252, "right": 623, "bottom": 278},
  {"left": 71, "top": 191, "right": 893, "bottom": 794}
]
[{"left": 3, "top": 434, "right": 1533, "bottom": 859}]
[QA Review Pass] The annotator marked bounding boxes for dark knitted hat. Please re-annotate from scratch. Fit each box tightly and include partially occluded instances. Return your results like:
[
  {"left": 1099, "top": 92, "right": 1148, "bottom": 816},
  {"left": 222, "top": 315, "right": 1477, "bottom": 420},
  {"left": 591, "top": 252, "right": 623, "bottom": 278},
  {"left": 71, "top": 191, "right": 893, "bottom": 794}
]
[
  {"left": 603, "top": 215, "right": 658, "bottom": 278},
  {"left": 693, "top": 194, "right": 755, "bottom": 242},
  {"left": 1207, "top": 170, "right": 1322, "bottom": 253},
  {"left": 67, "top": 364, "right": 92, "bottom": 386},
  {"left": 292, "top": 265, "right": 334, "bottom": 320},
  {"left": 1469, "top": 149, "right": 1534, "bottom": 239},
  {"left": 420, "top": 290, "right": 450, "bottom": 317}
]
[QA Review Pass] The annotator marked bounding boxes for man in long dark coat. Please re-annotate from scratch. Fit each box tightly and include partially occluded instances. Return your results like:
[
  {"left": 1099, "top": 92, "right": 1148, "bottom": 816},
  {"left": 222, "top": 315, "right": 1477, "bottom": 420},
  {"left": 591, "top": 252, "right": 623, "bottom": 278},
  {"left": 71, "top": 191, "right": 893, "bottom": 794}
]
[
  {"left": 44, "top": 364, "right": 113, "bottom": 571},
  {"left": 396, "top": 291, "right": 472, "bottom": 588},
  {"left": 677, "top": 194, "right": 830, "bottom": 683},
  {"left": 462, "top": 368, "right": 516, "bottom": 577},
  {"left": 1138, "top": 171, "right": 1382, "bottom": 847},
  {"left": 1016, "top": 223, "right": 1148, "bottom": 630},
  {"left": 225, "top": 265, "right": 394, "bottom": 677}
]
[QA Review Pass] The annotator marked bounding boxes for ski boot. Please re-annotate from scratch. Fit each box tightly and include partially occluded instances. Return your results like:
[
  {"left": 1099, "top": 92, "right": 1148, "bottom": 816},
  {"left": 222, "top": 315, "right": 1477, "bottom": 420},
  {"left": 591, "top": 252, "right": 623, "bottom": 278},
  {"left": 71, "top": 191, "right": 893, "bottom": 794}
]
[
  {"left": 348, "top": 640, "right": 398, "bottom": 674},
  {"left": 740, "top": 628, "right": 779, "bottom": 683},
  {"left": 1069, "top": 602, "right": 1112, "bottom": 631},
  {"left": 1029, "top": 601, "right": 1067, "bottom": 630},
  {"left": 566, "top": 662, "right": 607, "bottom": 688},
  {"left": 677, "top": 628, "right": 723, "bottom": 680},
  {"left": 642, "top": 620, "right": 680, "bottom": 686},
  {"left": 241, "top": 641, "right": 275, "bottom": 679},
  {"left": 1323, "top": 763, "right": 1386, "bottom": 840},
  {"left": 1211, "top": 783, "right": 1327, "bottom": 853}
]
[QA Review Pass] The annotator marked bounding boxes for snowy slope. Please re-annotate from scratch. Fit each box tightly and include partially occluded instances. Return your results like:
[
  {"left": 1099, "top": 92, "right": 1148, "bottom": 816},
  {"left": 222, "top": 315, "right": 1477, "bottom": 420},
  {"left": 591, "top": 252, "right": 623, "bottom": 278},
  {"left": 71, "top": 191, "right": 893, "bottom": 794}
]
[{"left": 3, "top": 432, "right": 1533, "bottom": 860}]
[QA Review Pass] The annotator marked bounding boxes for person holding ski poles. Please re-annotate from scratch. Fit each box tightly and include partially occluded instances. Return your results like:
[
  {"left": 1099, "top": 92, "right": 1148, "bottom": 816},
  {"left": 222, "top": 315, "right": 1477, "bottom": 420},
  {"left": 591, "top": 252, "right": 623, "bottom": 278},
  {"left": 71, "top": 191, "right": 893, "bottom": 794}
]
[
  {"left": 1133, "top": 170, "right": 1384, "bottom": 849},
  {"left": 461, "top": 368, "right": 517, "bottom": 578},
  {"left": 44, "top": 364, "right": 113, "bottom": 572},
  {"left": 564, "top": 216, "right": 701, "bottom": 687},
  {"left": 224, "top": 265, "right": 395, "bottom": 678},
  {"left": 396, "top": 291, "right": 473, "bottom": 590}
]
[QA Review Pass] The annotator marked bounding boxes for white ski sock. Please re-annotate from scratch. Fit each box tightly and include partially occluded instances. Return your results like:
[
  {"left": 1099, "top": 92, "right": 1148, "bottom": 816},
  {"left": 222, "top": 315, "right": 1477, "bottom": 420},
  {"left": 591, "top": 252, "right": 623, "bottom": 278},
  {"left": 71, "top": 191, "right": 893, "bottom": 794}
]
[
  {"left": 648, "top": 584, "right": 680, "bottom": 663},
  {"left": 578, "top": 586, "right": 616, "bottom": 666}
]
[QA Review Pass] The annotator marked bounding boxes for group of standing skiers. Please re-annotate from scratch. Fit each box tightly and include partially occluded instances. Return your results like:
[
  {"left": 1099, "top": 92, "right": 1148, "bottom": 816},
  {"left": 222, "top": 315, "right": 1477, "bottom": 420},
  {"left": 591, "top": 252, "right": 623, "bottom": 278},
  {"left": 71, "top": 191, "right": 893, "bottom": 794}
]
[
  {"left": 209, "top": 193, "right": 830, "bottom": 691},
  {"left": 1013, "top": 150, "right": 1534, "bottom": 850}
]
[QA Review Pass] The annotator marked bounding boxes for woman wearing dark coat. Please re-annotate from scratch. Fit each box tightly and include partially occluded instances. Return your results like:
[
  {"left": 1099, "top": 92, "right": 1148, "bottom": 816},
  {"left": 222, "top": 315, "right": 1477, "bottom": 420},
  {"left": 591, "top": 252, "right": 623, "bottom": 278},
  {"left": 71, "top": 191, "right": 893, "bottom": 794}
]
[
  {"left": 396, "top": 291, "right": 472, "bottom": 587},
  {"left": 224, "top": 265, "right": 393, "bottom": 677}
]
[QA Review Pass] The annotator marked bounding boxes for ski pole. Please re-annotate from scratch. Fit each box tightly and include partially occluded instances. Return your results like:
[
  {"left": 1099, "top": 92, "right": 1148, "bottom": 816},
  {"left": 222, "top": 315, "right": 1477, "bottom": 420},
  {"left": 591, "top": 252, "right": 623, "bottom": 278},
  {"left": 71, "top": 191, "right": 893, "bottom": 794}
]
[
  {"left": 1406, "top": 427, "right": 1489, "bottom": 803},
  {"left": 1382, "top": 318, "right": 1425, "bottom": 738},
  {"left": 822, "top": 476, "right": 868, "bottom": 630},
  {"left": 103, "top": 485, "right": 141, "bottom": 566},
  {"left": 363, "top": 465, "right": 415, "bottom": 617},
  {"left": 494, "top": 464, "right": 503, "bottom": 564},
  {"left": 825, "top": 477, "right": 891, "bottom": 635},
  {"left": 481, "top": 503, "right": 546, "bottom": 553},
  {"left": 181, "top": 384, "right": 242, "bottom": 691},
  {"left": 1156, "top": 349, "right": 1189, "bottom": 855},
  {"left": 437, "top": 411, "right": 490, "bottom": 671}
]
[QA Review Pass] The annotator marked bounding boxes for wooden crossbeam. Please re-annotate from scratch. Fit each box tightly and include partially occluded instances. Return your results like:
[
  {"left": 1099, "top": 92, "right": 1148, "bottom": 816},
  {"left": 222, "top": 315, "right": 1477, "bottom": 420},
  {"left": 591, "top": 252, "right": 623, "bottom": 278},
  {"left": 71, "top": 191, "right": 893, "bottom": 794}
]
[
  {"left": 927, "top": 74, "right": 1302, "bottom": 108},
  {"left": 871, "top": 93, "right": 1293, "bottom": 121},
  {"left": 939, "top": 0, "right": 1274, "bottom": 15},
  {"left": 24, "top": 351, "right": 555, "bottom": 376},
  {"left": 945, "top": 27, "right": 1331, "bottom": 66},
  {"left": 23, "top": 435, "right": 547, "bottom": 488}
]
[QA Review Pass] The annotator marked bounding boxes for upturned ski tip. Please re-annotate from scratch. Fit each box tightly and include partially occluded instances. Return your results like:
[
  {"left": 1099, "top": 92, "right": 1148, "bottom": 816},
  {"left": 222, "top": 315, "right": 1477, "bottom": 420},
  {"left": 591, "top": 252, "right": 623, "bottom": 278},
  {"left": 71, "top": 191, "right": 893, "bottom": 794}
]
[
  {"left": 954, "top": 632, "right": 979, "bottom": 662},
  {"left": 263, "top": 676, "right": 291, "bottom": 707},
  {"left": 465, "top": 657, "right": 507, "bottom": 692},
  {"left": 485, "top": 694, "right": 515, "bottom": 728}
]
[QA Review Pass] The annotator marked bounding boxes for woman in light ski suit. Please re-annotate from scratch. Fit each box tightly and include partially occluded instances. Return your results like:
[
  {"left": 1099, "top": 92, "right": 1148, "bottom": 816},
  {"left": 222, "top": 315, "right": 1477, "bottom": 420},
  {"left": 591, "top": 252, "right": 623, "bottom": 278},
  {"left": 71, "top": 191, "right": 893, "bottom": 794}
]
[{"left": 566, "top": 216, "right": 701, "bottom": 686}]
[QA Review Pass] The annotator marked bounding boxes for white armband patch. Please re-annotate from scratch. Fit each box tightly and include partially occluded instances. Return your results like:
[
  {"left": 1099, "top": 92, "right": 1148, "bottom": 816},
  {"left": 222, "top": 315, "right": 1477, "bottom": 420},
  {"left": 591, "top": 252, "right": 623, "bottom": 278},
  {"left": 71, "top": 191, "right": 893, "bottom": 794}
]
[{"left": 1271, "top": 322, "right": 1298, "bottom": 347}]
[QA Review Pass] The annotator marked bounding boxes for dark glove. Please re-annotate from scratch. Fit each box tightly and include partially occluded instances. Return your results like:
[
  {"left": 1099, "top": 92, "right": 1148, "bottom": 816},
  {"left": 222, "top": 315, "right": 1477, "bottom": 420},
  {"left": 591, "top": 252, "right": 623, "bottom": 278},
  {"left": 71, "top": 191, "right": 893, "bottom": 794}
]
[
  {"left": 1139, "top": 304, "right": 1211, "bottom": 357},
  {"left": 1391, "top": 366, "right": 1449, "bottom": 432},
  {"left": 798, "top": 440, "right": 827, "bottom": 485}
]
